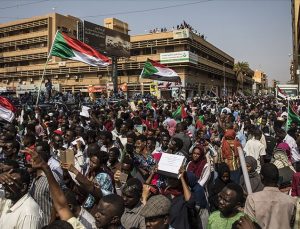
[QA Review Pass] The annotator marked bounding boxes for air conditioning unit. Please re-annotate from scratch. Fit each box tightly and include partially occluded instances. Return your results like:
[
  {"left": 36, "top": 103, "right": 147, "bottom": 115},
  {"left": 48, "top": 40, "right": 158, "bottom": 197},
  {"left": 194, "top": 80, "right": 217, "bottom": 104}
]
[
  {"left": 18, "top": 78, "right": 22, "bottom": 83},
  {"left": 66, "top": 74, "right": 70, "bottom": 78},
  {"left": 75, "top": 75, "right": 79, "bottom": 80},
  {"left": 30, "top": 78, "right": 33, "bottom": 82},
  {"left": 58, "top": 61, "right": 66, "bottom": 67},
  {"left": 54, "top": 75, "right": 59, "bottom": 79},
  {"left": 22, "top": 81, "right": 26, "bottom": 85}
]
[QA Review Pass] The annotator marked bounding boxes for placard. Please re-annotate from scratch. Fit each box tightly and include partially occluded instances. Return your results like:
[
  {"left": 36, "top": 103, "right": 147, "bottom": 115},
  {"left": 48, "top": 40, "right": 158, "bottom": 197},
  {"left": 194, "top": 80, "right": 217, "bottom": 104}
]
[{"left": 158, "top": 153, "right": 185, "bottom": 178}]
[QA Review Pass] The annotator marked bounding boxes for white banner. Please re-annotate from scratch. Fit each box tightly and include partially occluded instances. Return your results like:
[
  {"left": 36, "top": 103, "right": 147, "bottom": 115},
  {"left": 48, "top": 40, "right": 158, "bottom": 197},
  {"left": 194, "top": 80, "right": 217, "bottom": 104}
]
[{"left": 160, "top": 51, "right": 198, "bottom": 64}]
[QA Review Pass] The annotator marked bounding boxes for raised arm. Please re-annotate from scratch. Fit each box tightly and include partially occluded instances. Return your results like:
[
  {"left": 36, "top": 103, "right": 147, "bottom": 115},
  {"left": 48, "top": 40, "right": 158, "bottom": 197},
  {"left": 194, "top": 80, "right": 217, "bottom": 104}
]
[
  {"left": 179, "top": 167, "right": 191, "bottom": 201},
  {"left": 62, "top": 163, "right": 102, "bottom": 200},
  {"left": 30, "top": 150, "right": 73, "bottom": 221}
]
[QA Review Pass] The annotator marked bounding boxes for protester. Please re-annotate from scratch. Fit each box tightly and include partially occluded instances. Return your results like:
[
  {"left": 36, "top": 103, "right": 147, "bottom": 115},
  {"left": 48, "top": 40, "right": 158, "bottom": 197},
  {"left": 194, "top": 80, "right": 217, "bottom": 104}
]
[
  {"left": 244, "top": 128, "right": 266, "bottom": 173},
  {"left": 207, "top": 183, "right": 245, "bottom": 229},
  {"left": 121, "top": 178, "right": 146, "bottom": 229},
  {"left": 0, "top": 168, "right": 42, "bottom": 228},
  {"left": 0, "top": 93, "right": 299, "bottom": 229},
  {"left": 140, "top": 194, "right": 171, "bottom": 229},
  {"left": 244, "top": 163, "right": 297, "bottom": 228},
  {"left": 208, "top": 162, "right": 232, "bottom": 211},
  {"left": 187, "top": 145, "right": 210, "bottom": 187},
  {"left": 220, "top": 129, "right": 241, "bottom": 183},
  {"left": 239, "top": 156, "right": 264, "bottom": 194}
]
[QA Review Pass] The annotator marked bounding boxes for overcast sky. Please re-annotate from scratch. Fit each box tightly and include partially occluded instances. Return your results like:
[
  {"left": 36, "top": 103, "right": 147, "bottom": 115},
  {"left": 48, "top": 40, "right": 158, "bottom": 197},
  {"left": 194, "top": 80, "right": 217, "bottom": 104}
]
[{"left": 0, "top": 0, "right": 292, "bottom": 83}]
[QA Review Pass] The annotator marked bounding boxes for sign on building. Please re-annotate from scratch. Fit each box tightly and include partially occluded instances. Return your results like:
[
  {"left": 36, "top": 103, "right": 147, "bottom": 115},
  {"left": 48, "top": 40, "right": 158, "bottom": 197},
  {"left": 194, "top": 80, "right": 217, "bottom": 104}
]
[
  {"left": 16, "top": 84, "right": 61, "bottom": 95},
  {"left": 173, "top": 29, "right": 190, "bottom": 40},
  {"left": 160, "top": 51, "right": 198, "bottom": 64},
  {"left": 83, "top": 20, "right": 131, "bottom": 57},
  {"left": 276, "top": 84, "right": 298, "bottom": 99}
]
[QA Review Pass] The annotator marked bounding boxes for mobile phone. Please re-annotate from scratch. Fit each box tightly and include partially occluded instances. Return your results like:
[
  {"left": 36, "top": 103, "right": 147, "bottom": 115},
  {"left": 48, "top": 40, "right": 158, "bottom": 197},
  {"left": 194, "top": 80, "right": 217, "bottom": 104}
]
[
  {"left": 60, "top": 149, "right": 75, "bottom": 165},
  {"left": 119, "top": 172, "right": 128, "bottom": 184}
]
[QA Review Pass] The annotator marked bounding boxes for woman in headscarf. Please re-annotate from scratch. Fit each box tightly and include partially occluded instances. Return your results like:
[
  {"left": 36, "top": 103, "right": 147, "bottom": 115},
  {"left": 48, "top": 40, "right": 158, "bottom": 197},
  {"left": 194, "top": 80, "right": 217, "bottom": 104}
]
[
  {"left": 240, "top": 156, "right": 264, "bottom": 194},
  {"left": 187, "top": 145, "right": 211, "bottom": 188},
  {"left": 208, "top": 162, "right": 232, "bottom": 212},
  {"left": 167, "top": 119, "right": 177, "bottom": 136},
  {"left": 220, "top": 129, "right": 242, "bottom": 183}
]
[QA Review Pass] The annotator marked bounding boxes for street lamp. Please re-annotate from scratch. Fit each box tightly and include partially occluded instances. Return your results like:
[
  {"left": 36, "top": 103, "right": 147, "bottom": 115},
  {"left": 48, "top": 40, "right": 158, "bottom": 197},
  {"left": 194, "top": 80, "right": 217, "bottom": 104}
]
[{"left": 223, "top": 60, "right": 229, "bottom": 98}]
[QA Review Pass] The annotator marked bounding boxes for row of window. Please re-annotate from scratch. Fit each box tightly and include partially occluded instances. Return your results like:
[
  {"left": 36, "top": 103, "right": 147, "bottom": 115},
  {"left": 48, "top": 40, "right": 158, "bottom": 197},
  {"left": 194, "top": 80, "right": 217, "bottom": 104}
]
[
  {"left": 0, "top": 42, "right": 47, "bottom": 53},
  {"left": 0, "top": 24, "right": 48, "bottom": 38}
]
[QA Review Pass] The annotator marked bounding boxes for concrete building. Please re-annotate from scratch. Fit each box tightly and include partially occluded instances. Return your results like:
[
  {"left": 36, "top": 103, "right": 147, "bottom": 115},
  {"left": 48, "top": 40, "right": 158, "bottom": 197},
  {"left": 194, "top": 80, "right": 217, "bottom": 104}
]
[
  {"left": 253, "top": 70, "right": 268, "bottom": 95},
  {"left": 0, "top": 13, "right": 248, "bottom": 98},
  {"left": 291, "top": 0, "right": 300, "bottom": 83}
]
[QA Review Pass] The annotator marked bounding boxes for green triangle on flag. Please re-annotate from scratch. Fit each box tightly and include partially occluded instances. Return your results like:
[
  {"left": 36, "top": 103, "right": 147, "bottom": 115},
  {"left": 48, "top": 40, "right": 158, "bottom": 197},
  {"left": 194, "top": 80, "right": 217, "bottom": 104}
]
[
  {"left": 287, "top": 104, "right": 300, "bottom": 128},
  {"left": 140, "top": 59, "right": 180, "bottom": 82}
]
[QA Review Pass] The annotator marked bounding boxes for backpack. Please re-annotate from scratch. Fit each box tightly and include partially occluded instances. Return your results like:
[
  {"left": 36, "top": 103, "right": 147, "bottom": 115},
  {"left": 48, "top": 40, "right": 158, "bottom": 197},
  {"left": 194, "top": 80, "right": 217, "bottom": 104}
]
[{"left": 264, "top": 134, "right": 276, "bottom": 162}]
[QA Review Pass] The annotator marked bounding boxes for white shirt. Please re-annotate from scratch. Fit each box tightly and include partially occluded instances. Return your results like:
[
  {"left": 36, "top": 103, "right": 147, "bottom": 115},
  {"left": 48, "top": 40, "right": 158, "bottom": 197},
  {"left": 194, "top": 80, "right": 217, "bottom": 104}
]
[
  {"left": 48, "top": 156, "right": 63, "bottom": 179},
  {"left": 284, "top": 134, "right": 300, "bottom": 162},
  {"left": 0, "top": 194, "right": 42, "bottom": 229},
  {"left": 244, "top": 138, "right": 266, "bottom": 173}
]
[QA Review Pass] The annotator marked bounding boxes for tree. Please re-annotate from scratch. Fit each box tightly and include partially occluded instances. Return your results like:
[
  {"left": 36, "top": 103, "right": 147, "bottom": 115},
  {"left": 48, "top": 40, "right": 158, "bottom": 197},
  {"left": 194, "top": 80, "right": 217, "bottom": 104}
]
[{"left": 234, "top": 61, "right": 251, "bottom": 92}]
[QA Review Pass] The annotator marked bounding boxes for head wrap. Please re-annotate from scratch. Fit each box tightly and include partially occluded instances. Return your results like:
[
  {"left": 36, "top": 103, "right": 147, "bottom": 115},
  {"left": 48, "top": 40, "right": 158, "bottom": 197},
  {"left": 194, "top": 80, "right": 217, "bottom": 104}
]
[
  {"left": 221, "top": 129, "right": 241, "bottom": 159},
  {"left": 167, "top": 119, "right": 177, "bottom": 136}
]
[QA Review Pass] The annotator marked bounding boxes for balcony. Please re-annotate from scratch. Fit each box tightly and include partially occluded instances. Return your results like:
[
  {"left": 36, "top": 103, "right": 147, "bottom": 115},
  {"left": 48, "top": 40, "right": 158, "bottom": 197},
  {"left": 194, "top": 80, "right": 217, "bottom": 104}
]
[
  {"left": 0, "top": 19, "right": 48, "bottom": 34},
  {"left": 0, "top": 30, "right": 48, "bottom": 43},
  {"left": 0, "top": 36, "right": 47, "bottom": 49}
]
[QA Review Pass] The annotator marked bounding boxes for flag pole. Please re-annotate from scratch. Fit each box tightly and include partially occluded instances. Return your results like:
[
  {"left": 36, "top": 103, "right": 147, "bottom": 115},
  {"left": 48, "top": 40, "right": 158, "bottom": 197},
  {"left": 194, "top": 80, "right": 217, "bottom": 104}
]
[{"left": 35, "top": 30, "right": 58, "bottom": 106}]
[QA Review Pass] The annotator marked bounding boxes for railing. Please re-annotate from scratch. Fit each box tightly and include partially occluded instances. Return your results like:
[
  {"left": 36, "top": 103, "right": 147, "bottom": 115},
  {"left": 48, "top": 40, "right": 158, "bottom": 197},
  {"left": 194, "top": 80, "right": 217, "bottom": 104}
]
[
  {"left": 0, "top": 36, "right": 47, "bottom": 49},
  {"left": 0, "top": 53, "right": 48, "bottom": 63},
  {"left": 0, "top": 19, "right": 48, "bottom": 34},
  {"left": 0, "top": 60, "right": 234, "bottom": 79},
  {"left": 131, "top": 38, "right": 231, "bottom": 64}
]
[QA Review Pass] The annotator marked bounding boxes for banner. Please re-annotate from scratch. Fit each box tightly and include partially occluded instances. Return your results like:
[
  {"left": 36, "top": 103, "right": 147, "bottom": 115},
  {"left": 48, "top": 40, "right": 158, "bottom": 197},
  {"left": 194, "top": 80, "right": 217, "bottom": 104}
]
[{"left": 83, "top": 20, "right": 131, "bottom": 57}]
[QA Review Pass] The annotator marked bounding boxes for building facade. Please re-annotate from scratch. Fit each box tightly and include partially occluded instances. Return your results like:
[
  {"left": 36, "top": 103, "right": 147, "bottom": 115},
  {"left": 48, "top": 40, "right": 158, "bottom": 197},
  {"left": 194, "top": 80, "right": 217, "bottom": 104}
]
[
  {"left": 291, "top": 0, "right": 300, "bottom": 83},
  {"left": 0, "top": 13, "right": 247, "bottom": 98},
  {"left": 253, "top": 70, "right": 268, "bottom": 95}
]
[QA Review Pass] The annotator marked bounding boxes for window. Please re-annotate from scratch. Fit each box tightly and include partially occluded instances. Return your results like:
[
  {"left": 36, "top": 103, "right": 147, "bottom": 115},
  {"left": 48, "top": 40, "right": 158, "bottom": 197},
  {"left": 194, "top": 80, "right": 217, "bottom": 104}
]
[{"left": 165, "top": 46, "right": 174, "bottom": 52}]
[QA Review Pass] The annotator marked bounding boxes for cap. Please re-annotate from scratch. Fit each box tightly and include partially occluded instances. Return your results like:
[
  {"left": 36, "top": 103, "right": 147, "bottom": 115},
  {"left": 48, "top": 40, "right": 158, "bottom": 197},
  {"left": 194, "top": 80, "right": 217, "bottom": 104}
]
[{"left": 140, "top": 195, "right": 171, "bottom": 218}]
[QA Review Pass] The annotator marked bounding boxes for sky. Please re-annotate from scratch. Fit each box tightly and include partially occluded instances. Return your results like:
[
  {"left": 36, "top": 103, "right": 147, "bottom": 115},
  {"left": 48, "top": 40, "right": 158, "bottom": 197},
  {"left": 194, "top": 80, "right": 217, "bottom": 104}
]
[{"left": 0, "top": 0, "right": 292, "bottom": 84}]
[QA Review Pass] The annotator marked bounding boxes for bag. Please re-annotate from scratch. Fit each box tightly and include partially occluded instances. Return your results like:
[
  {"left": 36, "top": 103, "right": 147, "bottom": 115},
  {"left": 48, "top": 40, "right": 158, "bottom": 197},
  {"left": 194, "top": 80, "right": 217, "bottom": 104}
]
[
  {"left": 264, "top": 135, "right": 276, "bottom": 162},
  {"left": 278, "top": 166, "right": 294, "bottom": 188}
]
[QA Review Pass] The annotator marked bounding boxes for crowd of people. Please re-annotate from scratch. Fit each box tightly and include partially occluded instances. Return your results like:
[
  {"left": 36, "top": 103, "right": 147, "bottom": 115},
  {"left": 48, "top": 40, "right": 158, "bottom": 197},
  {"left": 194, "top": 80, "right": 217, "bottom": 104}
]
[
  {"left": 0, "top": 95, "right": 299, "bottom": 229},
  {"left": 148, "top": 21, "right": 206, "bottom": 39}
]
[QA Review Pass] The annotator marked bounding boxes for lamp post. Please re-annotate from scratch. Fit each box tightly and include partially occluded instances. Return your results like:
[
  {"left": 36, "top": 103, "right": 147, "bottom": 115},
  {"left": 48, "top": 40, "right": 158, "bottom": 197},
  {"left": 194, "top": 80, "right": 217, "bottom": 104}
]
[{"left": 223, "top": 60, "right": 229, "bottom": 99}]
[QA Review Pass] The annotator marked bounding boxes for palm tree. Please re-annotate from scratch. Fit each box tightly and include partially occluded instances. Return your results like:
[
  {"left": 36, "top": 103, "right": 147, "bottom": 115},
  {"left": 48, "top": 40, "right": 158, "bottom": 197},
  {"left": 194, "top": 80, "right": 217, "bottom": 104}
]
[{"left": 234, "top": 61, "right": 250, "bottom": 93}]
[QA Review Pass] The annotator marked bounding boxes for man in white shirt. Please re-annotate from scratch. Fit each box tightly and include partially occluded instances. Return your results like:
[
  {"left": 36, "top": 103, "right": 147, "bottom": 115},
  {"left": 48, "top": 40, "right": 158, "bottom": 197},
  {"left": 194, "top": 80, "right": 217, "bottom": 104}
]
[
  {"left": 284, "top": 133, "right": 300, "bottom": 162},
  {"left": 244, "top": 129, "right": 266, "bottom": 173},
  {"left": 0, "top": 168, "right": 42, "bottom": 229}
]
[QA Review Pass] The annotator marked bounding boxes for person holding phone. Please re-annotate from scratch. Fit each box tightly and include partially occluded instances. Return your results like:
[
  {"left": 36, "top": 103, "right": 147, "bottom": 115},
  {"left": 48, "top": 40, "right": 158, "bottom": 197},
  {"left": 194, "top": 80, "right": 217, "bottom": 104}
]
[
  {"left": 114, "top": 156, "right": 134, "bottom": 195},
  {"left": 61, "top": 144, "right": 114, "bottom": 210}
]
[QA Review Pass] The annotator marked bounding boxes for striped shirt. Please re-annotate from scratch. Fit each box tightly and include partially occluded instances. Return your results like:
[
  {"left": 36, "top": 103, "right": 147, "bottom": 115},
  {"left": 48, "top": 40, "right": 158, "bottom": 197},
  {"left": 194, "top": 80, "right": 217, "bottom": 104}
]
[
  {"left": 78, "top": 207, "right": 97, "bottom": 229},
  {"left": 29, "top": 174, "right": 52, "bottom": 227},
  {"left": 29, "top": 172, "right": 61, "bottom": 227}
]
